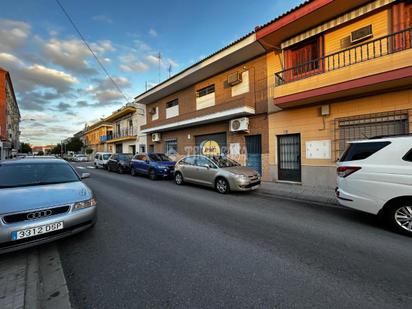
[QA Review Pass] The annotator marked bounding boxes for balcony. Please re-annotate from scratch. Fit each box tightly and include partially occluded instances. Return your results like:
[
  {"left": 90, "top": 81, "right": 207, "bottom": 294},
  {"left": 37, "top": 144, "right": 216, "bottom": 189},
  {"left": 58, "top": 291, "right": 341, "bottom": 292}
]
[
  {"left": 273, "top": 28, "right": 412, "bottom": 107},
  {"left": 106, "top": 127, "right": 138, "bottom": 143}
]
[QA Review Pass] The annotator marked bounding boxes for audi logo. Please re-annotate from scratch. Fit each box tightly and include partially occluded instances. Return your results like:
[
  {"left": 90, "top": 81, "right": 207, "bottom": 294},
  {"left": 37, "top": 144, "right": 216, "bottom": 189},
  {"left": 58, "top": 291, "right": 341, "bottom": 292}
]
[{"left": 27, "top": 210, "right": 53, "bottom": 220}]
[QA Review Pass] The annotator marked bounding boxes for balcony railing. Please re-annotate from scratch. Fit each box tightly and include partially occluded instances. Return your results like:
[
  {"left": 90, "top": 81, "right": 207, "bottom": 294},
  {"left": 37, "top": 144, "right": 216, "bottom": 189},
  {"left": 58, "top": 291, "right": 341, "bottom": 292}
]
[
  {"left": 106, "top": 127, "right": 137, "bottom": 141},
  {"left": 275, "top": 27, "right": 412, "bottom": 86}
]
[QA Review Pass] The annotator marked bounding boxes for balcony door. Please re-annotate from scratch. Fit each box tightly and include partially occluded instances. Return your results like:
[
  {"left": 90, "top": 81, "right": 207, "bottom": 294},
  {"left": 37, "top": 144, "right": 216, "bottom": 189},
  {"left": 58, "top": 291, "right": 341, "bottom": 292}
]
[{"left": 284, "top": 36, "right": 323, "bottom": 82}]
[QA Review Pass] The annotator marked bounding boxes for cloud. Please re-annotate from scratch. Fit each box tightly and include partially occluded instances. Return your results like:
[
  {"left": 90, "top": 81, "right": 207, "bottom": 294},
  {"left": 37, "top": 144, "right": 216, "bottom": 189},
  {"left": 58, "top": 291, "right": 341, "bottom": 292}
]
[
  {"left": 148, "top": 28, "right": 158, "bottom": 37},
  {"left": 119, "top": 53, "right": 149, "bottom": 72},
  {"left": 92, "top": 15, "right": 113, "bottom": 24},
  {"left": 40, "top": 38, "right": 114, "bottom": 75},
  {"left": 0, "top": 52, "right": 24, "bottom": 67},
  {"left": 0, "top": 19, "right": 31, "bottom": 52},
  {"left": 86, "top": 76, "right": 131, "bottom": 106}
]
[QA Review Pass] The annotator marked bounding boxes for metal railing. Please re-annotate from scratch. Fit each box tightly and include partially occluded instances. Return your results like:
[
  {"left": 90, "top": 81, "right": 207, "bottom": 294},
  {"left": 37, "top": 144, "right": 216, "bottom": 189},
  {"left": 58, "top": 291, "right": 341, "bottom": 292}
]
[
  {"left": 107, "top": 127, "right": 138, "bottom": 140},
  {"left": 275, "top": 27, "right": 412, "bottom": 86}
]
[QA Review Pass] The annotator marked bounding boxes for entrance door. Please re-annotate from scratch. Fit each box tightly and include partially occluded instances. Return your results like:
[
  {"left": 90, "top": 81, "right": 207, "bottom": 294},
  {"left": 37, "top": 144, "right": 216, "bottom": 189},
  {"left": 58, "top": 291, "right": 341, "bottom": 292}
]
[
  {"left": 115, "top": 144, "right": 122, "bottom": 153},
  {"left": 245, "top": 135, "right": 262, "bottom": 175},
  {"left": 277, "top": 134, "right": 301, "bottom": 182}
]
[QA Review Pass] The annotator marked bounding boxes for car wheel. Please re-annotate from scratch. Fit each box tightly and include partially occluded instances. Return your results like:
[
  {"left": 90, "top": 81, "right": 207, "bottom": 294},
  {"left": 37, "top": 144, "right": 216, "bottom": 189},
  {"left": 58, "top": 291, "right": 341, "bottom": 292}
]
[
  {"left": 386, "top": 201, "right": 412, "bottom": 237},
  {"left": 131, "top": 168, "right": 136, "bottom": 177},
  {"left": 118, "top": 166, "right": 124, "bottom": 174},
  {"left": 149, "top": 169, "right": 157, "bottom": 180},
  {"left": 175, "top": 172, "right": 184, "bottom": 185},
  {"left": 94, "top": 163, "right": 98, "bottom": 169},
  {"left": 107, "top": 165, "right": 111, "bottom": 172},
  {"left": 215, "top": 177, "right": 230, "bottom": 194}
]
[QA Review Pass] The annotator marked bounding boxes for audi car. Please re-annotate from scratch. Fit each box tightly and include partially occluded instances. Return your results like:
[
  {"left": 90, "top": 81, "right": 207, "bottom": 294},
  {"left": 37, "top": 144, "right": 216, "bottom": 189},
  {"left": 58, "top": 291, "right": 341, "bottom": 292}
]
[{"left": 0, "top": 158, "right": 97, "bottom": 253}]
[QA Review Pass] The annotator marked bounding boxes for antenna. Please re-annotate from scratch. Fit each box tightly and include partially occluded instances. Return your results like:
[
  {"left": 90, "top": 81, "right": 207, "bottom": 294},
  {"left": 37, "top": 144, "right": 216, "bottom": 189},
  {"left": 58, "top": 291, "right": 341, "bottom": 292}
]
[
  {"left": 168, "top": 64, "right": 172, "bottom": 78},
  {"left": 158, "top": 52, "right": 162, "bottom": 83}
]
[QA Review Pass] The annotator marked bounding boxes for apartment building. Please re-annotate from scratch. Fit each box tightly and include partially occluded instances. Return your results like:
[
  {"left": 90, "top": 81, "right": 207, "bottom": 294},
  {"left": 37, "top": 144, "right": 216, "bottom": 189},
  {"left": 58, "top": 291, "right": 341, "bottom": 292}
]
[
  {"left": 135, "top": 36, "right": 270, "bottom": 177},
  {"left": 104, "top": 103, "right": 147, "bottom": 154},
  {"left": 256, "top": 0, "right": 412, "bottom": 188},
  {"left": 0, "top": 68, "right": 20, "bottom": 160},
  {"left": 83, "top": 120, "right": 113, "bottom": 154}
]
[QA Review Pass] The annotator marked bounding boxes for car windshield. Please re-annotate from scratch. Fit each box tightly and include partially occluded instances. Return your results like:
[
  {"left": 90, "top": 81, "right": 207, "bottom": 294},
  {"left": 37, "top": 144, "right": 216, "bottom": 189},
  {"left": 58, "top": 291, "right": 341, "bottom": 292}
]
[
  {"left": 118, "top": 154, "right": 132, "bottom": 161},
  {"left": 0, "top": 163, "right": 80, "bottom": 188},
  {"left": 149, "top": 154, "right": 172, "bottom": 162},
  {"left": 103, "top": 154, "right": 111, "bottom": 160},
  {"left": 210, "top": 156, "right": 240, "bottom": 168}
]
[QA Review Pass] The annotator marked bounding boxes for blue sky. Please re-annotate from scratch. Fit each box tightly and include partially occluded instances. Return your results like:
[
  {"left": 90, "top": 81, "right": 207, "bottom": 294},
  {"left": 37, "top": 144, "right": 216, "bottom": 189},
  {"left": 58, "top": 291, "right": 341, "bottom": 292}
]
[{"left": 0, "top": 0, "right": 302, "bottom": 145}]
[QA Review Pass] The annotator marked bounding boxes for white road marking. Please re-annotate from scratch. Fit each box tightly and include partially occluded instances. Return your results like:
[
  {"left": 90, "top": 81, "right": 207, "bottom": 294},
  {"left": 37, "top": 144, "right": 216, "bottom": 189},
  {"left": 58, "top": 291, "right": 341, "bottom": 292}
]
[
  {"left": 76, "top": 166, "right": 86, "bottom": 169},
  {"left": 87, "top": 166, "right": 96, "bottom": 169}
]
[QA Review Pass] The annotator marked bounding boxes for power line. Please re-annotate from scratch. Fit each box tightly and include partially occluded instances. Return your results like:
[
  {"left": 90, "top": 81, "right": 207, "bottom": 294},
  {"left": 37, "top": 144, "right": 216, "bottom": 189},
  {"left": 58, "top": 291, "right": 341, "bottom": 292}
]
[{"left": 55, "top": 0, "right": 130, "bottom": 103}]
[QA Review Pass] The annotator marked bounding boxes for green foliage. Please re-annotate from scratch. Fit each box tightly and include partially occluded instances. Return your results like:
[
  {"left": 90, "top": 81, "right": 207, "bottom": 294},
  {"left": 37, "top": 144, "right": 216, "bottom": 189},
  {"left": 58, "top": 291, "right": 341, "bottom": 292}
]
[
  {"left": 66, "top": 137, "right": 84, "bottom": 152},
  {"left": 37, "top": 150, "right": 44, "bottom": 156},
  {"left": 85, "top": 148, "right": 93, "bottom": 155},
  {"left": 20, "top": 142, "right": 32, "bottom": 153}
]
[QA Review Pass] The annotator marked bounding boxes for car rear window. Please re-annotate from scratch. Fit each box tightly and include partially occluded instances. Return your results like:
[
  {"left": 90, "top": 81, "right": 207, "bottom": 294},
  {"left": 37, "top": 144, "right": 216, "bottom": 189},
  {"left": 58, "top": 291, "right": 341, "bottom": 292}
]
[
  {"left": 402, "top": 148, "right": 412, "bottom": 162},
  {"left": 340, "top": 141, "right": 391, "bottom": 162},
  {"left": 0, "top": 163, "right": 80, "bottom": 188}
]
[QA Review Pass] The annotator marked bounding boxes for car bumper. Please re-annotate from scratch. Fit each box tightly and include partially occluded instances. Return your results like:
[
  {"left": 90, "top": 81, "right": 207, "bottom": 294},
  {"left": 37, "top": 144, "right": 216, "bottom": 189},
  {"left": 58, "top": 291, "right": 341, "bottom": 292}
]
[
  {"left": 231, "top": 180, "right": 261, "bottom": 192},
  {"left": 155, "top": 168, "right": 175, "bottom": 177},
  {"left": 0, "top": 206, "right": 97, "bottom": 254},
  {"left": 335, "top": 187, "right": 380, "bottom": 215}
]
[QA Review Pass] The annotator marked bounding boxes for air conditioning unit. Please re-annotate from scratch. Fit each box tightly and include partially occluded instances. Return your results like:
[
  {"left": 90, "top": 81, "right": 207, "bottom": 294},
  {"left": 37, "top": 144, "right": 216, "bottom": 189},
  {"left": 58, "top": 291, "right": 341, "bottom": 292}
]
[
  {"left": 350, "top": 25, "right": 372, "bottom": 44},
  {"left": 230, "top": 117, "right": 249, "bottom": 132},
  {"left": 227, "top": 72, "right": 242, "bottom": 86},
  {"left": 152, "top": 133, "right": 161, "bottom": 142}
]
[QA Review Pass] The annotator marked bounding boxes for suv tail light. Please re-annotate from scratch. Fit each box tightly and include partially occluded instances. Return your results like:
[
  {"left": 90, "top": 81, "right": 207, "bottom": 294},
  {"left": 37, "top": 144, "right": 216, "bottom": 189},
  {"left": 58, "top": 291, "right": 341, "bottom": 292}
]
[{"left": 337, "top": 166, "right": 361, "bottom": 178}]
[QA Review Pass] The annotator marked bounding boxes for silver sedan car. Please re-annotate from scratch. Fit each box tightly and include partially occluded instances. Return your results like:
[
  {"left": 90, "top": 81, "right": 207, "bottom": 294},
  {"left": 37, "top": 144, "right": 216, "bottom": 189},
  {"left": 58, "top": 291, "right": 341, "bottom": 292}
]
[
  {"left": 0, "top": 158, "right": 97, "bottom": 254},
  {"left": 174, "top": 155, "right": 261, "bottom": 194}
]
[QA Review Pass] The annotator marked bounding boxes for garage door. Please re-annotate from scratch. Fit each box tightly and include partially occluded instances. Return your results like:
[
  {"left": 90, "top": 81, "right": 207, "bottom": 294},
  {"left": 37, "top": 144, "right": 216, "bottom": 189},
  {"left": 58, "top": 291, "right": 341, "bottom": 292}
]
[{"left": 336, "top": 111, "right": 409, "bottom": 156}]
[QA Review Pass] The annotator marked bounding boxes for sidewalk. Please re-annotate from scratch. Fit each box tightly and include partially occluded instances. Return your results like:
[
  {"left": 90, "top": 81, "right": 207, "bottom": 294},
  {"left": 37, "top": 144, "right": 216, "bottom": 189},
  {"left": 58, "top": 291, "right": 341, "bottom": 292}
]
[
  {"left": 258, "top": 181, "right": 338, "bottom": 207},
  {"left": 0, "top": 245, "right": 71, "bottom": 309}
]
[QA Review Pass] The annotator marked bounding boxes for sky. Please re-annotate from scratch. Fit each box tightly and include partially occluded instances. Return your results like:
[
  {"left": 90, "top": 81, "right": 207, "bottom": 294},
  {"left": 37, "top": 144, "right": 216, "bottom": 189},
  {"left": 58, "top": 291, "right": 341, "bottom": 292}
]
[{"left": 0, "top": 0, "right": 303, "bottom": 146}]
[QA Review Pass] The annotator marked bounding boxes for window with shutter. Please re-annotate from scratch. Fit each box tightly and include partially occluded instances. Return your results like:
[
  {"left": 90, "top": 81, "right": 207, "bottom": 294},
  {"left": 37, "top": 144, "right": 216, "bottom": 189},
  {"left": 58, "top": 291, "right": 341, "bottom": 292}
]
[{"left": 284, "top": 36, "right": 323, "bottom": 82}]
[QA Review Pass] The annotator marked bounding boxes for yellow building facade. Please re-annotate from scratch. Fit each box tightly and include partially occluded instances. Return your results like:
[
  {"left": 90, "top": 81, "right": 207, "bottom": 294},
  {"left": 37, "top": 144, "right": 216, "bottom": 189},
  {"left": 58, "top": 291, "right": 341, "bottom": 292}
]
[
  {"left": 257, "top": 0, "right": 412, "bottom": 188},
  {"left": 83, "top": 121, "right": 113, "bottom": 154}
]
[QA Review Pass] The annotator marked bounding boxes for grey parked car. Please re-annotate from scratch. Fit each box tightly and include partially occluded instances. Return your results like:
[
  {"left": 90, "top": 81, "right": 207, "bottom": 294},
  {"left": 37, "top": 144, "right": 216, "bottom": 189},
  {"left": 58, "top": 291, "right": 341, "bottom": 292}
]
[
  {"left": 174, "top": 155, "right": 261, "bottom": 194},
  {"left": 0, "top": 159, "right": 97, "bottom": 254}
]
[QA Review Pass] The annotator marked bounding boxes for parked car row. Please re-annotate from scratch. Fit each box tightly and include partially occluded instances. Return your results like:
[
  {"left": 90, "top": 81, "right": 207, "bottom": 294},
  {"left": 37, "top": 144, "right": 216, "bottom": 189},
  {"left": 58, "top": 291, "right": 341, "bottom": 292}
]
[{"left": 95, "top": 152, "right": 262, "bottom": 194}]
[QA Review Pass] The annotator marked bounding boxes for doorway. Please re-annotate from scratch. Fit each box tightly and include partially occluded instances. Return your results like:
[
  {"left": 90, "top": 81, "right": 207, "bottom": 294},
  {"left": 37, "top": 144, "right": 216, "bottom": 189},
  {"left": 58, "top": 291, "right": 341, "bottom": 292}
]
[
  {"left": 245, "top": 135, "right": 262, "bottom": 175},
  {"left": 277, "top": 134, "right": 301, "bottom": 182}
]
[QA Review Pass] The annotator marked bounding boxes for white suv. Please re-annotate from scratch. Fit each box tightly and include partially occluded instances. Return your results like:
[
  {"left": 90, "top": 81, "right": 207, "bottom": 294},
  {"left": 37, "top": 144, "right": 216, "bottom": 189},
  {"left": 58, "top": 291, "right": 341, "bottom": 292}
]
[{"left": 336, "top": 136, "right": 412, "bottom": 236}]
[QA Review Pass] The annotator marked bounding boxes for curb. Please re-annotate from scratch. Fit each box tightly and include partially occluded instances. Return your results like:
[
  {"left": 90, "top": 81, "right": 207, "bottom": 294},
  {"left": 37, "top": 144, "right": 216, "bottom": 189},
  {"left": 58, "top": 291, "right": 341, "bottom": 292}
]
[
  {"left": 255, "top": 189, "right": 340, "bottom": 209},
  {"left": 24, "top": 245, "right": 72, "bottom": 309}
]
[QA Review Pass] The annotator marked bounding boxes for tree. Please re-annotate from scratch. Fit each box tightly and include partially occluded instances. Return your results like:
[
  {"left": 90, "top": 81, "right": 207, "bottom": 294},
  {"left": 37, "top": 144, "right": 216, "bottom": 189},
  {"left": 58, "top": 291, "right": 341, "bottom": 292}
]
[
  {"left": 50, "top": 144, "right": 62, "bottom": 155},
  {"left": 20, "top": 143, "right": 32, "bottom": 153},
  {"left": 66, "top": 137, "right": 84, "bottom": 152},
  {"left": 85, "top": 148, "right": 93, "bottom": 155},
  {"left": 37, "top": 150, "right": 44, "bottom": 156}
]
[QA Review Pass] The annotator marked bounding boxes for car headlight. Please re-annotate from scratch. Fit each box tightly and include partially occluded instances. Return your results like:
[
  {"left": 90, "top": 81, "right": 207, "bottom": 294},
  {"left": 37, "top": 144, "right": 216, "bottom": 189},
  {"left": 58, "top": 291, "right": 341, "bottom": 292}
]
[
  {"left": 235, "top": 174, "right": 249, "bottom": 182},
  {"left": 73, "top": 198, "right": 97, "bottom": 210}
]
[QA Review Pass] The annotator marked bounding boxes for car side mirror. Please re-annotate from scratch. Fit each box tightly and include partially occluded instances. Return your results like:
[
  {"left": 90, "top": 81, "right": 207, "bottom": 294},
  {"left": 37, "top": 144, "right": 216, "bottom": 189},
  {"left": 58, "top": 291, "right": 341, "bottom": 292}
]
[{"left": 81, "top": 173, "right": 90, "bottom": 179}]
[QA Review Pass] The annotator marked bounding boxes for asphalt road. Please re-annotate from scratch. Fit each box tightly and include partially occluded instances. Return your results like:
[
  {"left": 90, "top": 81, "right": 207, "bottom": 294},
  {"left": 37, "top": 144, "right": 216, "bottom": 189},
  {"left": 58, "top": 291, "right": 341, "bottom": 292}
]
[{"left": 59, "top": 162, "right": 412, "bottom": 309}]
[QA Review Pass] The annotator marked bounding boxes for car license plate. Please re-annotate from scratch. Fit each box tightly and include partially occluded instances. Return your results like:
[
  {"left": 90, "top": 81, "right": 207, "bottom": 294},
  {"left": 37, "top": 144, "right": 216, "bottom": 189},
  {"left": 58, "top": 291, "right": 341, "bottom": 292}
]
[{"left": 11, "top": 222, "right": 64, "bottom": 241}]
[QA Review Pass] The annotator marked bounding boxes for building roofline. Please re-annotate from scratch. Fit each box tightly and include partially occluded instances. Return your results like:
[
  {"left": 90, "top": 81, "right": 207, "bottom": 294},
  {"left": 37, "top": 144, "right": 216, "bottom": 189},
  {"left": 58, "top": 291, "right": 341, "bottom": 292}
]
[{"left": 1, "top": 69, "right": 21, "bottom": 118}]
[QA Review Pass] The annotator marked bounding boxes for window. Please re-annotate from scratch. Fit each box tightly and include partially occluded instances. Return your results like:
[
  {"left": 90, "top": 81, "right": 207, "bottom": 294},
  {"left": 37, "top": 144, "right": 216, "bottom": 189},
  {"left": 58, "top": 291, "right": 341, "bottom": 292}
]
[
  {"left": 180, "top": 156, "right": 195, "bottom": 165},
  {"left": 135, "top": 154, "right": 147, "bottom": 161},
  {"left": 165, "top": 139, "right": 177, "bottom": 155},
  {"left": 403, "top": 148, "right": 412, "bottom": 162},
  {"left": 196, "top": 157, "right": 215, "bottom": 168},
  {"left": 340, "top": 142, "right": 391, "bottom": 162},
  {"left": 166, "top": 99, "right": 178, "bottom": 108},
  {"left": 196, "top": 85, "right": 215, "bottom": 98},
  {"left": 166, "top": 99, "right": 179, "bottom": 118},
  {"left": 284, "top": 37, "right": 323, "bottom": 80}
]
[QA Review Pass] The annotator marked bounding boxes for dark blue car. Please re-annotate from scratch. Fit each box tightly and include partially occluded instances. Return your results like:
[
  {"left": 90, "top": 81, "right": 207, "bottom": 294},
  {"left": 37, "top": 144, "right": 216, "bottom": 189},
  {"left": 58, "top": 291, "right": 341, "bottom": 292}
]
[{"left": 130, "top": 153, "right": 176, "bottom": 180}]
